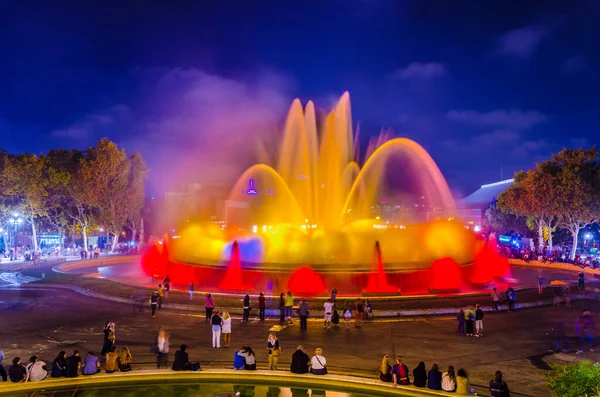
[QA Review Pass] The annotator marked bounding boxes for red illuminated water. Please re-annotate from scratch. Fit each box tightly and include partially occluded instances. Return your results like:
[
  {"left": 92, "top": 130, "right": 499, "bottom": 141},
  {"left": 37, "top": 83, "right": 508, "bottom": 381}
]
[
  {"left": 288, "top": 266, "right": 326, "bottom": 296},
  {"left": 363, "top": 241, "right": 398, "bottom": 293},
  {"left": 429, "top": 257, "right": 462, "bottom": 292},
  {"left": 219, "top": 241, "right": 252, "bottom": 291}
]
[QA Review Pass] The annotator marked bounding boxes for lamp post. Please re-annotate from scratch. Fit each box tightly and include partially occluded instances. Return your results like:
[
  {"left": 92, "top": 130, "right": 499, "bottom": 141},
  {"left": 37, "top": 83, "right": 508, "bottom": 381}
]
[{"left": 8, "top": 213, "right": 22, "bottom": 261}]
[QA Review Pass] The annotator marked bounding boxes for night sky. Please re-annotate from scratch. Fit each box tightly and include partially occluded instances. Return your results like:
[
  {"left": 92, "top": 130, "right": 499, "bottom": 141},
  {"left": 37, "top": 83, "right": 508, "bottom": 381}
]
[{"left": 1, "top": 1, "right": 599, "bottom": 197}]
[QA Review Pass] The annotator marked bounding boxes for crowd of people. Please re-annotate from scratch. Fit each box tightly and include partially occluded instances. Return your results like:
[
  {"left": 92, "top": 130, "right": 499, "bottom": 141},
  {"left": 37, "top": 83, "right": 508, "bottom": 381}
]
[{"left": 502, "top": 245, "right": 600, "bottom": 268}]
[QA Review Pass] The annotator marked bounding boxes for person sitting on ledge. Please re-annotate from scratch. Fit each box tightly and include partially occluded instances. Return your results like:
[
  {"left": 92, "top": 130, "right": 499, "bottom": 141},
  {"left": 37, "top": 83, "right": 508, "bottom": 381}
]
[
  {"left": 104, "top": 346, "right": 119, "bottom": 373},
  {"left": 290, "top": 345, "right": 309, "bottom": 374},
  {"left": 51, "top": 351, "right": 67, "bottom": 378},
  {"left": 172, "top": 345, "right": 189, "bottom": 371},
  {"left": 456, "top": 368, "right": 470, "bottom": 395},
  {"left": 379, "top": 355, "right": 392, "bottom": 382},
  {"left": 118, "top": 346, "right": 132, "bottom": 372},
  {"left": 26, "top": 355, "right": 48, "bottom": 382},
  {"left": 427, "top": 364, "right": 442, "bottom": 390},
  {"left": 237, "top": 346, "right": 257, "bottom": 370},
  {"left": 489, "top": 370, "right": 510, "bottom": 397},
  {"left": 413, "top": 361, "right": 427, "bottom": 388},
  {"left": 233, "top": 349, "right": 245, "bottom": 370},
  {"left": 82, "top": 352, "right": 100, "bottom": 375},
  {"left": 9, "top": 357, "right": 28, "bottom": 383},
  {"left": 309, "top": 348, "right": 327, "bottom": 375},
  {"left": 391, "top": 355, "right": 410, "bottom": 386}
]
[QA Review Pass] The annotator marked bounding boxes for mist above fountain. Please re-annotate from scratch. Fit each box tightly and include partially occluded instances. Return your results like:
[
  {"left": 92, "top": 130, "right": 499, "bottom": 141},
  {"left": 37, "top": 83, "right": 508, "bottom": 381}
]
[{"left": 148, "top": 92, "right": 487, "bottom": 295}]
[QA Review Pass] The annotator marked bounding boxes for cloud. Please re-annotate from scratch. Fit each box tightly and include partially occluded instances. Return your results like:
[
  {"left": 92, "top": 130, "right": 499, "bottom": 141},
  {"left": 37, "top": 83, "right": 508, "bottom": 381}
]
[
  {"left": 55, "top": 67, "right": 293, "bottom": 194},
  {"left": 391, "top": 62, "right": 447, "bottom": 80},
  {"left": 496, "top": 25, "right": 548, "bottom": 58},
  {"left": 564, "top": 56, "right": 588, "bottom": 73},
  {"left": 52, "top": 105, "right": 130, "bottom": 140},
  {"left": 447, "top": 109, "right": 548, "bottom": 130}
]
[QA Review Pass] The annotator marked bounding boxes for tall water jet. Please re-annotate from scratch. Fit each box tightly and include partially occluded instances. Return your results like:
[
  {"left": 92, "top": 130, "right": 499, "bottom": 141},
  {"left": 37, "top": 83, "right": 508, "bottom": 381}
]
[
  {"left": 219, "top": 241, "right": 251, "bottom": 291},
  {"left": 364, "top": 241, "right": 398, "bottom": 293}
]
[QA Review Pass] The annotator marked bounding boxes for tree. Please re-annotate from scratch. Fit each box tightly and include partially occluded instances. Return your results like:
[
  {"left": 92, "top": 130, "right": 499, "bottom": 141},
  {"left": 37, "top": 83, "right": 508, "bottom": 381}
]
[
  {"left": 0, "top": 154, "right": 49, "bottom": 251},
  {"left": 484, "top": 205, "right": 530, "bottom": 236},
  {"left": 550, "top": 148, "right": 600, "bottom": 259},
  {"left": 124, "top": 152, "right": 148, "bottom": 248}
]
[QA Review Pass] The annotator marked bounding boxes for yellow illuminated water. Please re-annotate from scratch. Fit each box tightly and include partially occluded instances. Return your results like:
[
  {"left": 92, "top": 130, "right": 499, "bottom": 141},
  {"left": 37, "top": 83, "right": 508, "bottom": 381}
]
[{"left": 174, "top": 93, "right": 476, "bottom": 269}]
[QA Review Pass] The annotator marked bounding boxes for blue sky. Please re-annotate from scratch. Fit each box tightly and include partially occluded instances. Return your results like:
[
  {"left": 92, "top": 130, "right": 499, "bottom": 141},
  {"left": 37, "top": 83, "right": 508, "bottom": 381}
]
[{"left": 0, "top": 0, "right": 598, "bottom": 197}]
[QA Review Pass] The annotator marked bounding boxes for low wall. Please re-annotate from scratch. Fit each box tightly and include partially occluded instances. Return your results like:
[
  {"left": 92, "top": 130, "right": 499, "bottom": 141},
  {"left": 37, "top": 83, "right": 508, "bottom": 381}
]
[
  {"left": 54, "top": 255, "right": 141, "bottom": 273},
  {"left": 0, "top": 257, "right": 67, "bottom": 272},
  {"left": 509, "top": 258, "right": 600, "bottom": 277},
  {"left": 0, "top": 369, "right": 459, "bottom": 397}
]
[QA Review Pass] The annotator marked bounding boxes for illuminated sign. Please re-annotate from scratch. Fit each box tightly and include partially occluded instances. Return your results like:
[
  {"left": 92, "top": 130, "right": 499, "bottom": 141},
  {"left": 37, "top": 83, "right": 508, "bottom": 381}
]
[
  {"left": 498, "top": 235, "right": 511, "bottom": 243},
  {"left": 246, "top": 179, "right": 258, "bottom": 195}
]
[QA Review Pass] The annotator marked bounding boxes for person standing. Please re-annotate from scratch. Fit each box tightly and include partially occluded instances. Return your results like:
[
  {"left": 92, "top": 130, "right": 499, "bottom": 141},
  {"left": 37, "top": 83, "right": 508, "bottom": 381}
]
[
  {"left": 222, "top": 311, "right": 232, "bottom": 348},
  {"left": 475, "top": 304, "right": 484, "bottom": 336},
  {"left": 242, "top": 294, "right": 251, "bottom": 323},
  {"left": 537, "top": 275, "right": 544, "bottom": 295},
  {"left": 211, "top": 310, "right": 223, "bottom": 348},
  {"left": 465, "top": 306, "right": 475, "bottom": 336},
  {"left": 330, "top": 288, "right": 337, "bottom": 304},
  {"left": 205, "top": 294, "right": 215, "bottom": 321},
  {"left": 355, "top": 299, "right": 365, "bottom": 328},
  {"left": 258, "top": 292, "right": 266, "bottom": 321},
  {"left": 284, "top": 292, "right": 294, "bottom": 323},
  {"left": 163, "top": 275, "right": 171, "bottom": 298},
  {"left": 0, "top": 348, "right": 6, "bottom": 382},
  {"left": 189, "top": 282, "right": 194, "bottom": 300},
  {"left": 344, "top": 303, "right": 352, "bottom": 331},
  {"left": 491, "top": 288, "right": 501, "bottom": 311},
  {"left": 157, "top": 284, "right": 165, "bottom": 310},
  {"left": 101, "top": 321, "right": 115, "bottom": 356},
  {"left": 155, "top": 328, "right": 170, "bottom": 369},
  {"left": 298, "top": 299, "right": 309, "bottom": 331},
  {"left": 323, "top": 299, "right": 334, "bottom": 329},
  {"left": 150, "top": 291, "right": 159, "bottom": 318},
  {"left": 279, "top": 293, "right": 286, "bottom": 324},
  {"left": 579, "top": 271, "right": 585, "bottom": 290},
  {"left": 507, "top": 288, "right": 516, "bottom": 312},
  {"left": 267, "top": 333, "right": 280, "bottom": 370},
  {"left": 457, "top": 309, "right": 465, "bottom": 336}
]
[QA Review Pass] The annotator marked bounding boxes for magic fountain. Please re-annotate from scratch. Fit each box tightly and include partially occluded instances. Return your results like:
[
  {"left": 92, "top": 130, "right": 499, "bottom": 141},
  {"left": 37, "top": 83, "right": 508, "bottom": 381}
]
[{"left": 142, "top": 93, "right": 509, "bottom": 295}]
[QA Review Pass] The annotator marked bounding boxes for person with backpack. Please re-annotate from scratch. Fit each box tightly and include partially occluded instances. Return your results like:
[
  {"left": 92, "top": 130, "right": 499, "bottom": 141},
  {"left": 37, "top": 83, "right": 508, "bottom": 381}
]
[
  {"left": 465, "top": 306, "right": 475, "bottom": 337},
  {"left": 507, "top": 288, "right": 516, "bottom": 312}
]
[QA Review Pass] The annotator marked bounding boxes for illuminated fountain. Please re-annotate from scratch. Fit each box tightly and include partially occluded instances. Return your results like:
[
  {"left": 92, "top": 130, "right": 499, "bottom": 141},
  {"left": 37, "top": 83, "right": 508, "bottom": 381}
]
[{"left": 143, "top": 92, "right": 499, "bottom": 295}]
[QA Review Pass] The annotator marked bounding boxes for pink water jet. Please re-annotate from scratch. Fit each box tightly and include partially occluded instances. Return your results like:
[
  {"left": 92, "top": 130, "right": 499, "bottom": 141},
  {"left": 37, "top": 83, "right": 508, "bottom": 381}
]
[
  {"left": 219, "top": 241, "right": 251, "bottom": 291},
  {"left": 363, "top": 241, "right": 398, "bottom": 293}
]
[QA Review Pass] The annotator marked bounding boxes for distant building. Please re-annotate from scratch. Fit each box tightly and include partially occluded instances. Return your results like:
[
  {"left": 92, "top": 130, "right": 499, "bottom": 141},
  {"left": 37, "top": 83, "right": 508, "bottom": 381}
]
[{"left": 457, "top": 179, "right": 515, "bottom": 229}]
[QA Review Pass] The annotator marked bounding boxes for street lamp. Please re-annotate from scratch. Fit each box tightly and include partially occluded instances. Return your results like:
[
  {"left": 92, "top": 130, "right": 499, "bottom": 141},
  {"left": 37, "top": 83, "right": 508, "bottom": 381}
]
[{"left": 8, "top": 213, "right": 22, "bottom": 261}]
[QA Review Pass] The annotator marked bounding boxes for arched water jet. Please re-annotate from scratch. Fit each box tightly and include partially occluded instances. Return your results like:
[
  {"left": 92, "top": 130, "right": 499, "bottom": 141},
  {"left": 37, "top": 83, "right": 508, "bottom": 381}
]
[{"left": 340, "top": 138, "right": 455, "bottom": 223}]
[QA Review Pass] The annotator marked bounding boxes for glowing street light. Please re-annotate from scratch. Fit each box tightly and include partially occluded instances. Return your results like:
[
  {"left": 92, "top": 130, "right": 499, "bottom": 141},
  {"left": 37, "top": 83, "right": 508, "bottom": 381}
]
[
  {"left": 585, "top": 233, "right": 592, "bottom": 240},
  {"left": 474, "top": 225, "right": 481, "bottom": 233}
]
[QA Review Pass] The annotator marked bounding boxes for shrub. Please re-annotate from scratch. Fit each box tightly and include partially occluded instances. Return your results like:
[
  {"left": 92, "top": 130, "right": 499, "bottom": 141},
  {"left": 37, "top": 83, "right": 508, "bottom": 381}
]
[{"left": 546, "top": 360, "right": 600, "bottom": 397}]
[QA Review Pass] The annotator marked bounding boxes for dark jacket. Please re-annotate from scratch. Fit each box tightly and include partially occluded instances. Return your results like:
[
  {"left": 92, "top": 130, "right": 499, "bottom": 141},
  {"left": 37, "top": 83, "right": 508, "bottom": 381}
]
[
  {"left": 489, "top": 380, "right": 510, "bottom": 397},
  {"left": 171, "top": 350, "right": 189, "bottom": 371},
  {"left": 51, "top": 358, "right": 66, "bottom": 378},
  {"left": 475, "top": 309, "right": 484, "bottom": 320},
  {"left": 243, "top": 296, "right": 250, "bottom": 307},
  {"left": 413, "top": 365, "right": 427, "bottom": 387},
  {"left": 427, "top": 370, "right": 442, "bottom": 390},
  {"left": 290, "top": 349, "right": 310, "bottom": 374}
]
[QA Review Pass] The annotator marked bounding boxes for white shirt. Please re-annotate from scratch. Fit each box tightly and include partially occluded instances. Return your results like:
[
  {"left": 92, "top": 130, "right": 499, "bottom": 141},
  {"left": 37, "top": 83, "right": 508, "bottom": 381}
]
[
  {"left": 323, "top": 302, "right": 334, "bottom": 314},
  {"left": 311, "top": 355, "right": 326, "bottom": 369},
  {"left": 27, "top": 361, "right": 48, "bottom": 382},
  {"left": 222, "top": 317, "right": 232, "bottom": 333},
  {"left": 157, "top": 336, "right": 169, "bottom": 353},
  {"left": 237, "top": 351, "right": 255, "bottom": 364}
]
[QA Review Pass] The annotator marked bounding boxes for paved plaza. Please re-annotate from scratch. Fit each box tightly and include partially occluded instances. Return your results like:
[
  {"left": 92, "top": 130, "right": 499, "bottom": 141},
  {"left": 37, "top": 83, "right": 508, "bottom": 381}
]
[{"left": 1, "top": 274, "right": 599, "bottom": 397}]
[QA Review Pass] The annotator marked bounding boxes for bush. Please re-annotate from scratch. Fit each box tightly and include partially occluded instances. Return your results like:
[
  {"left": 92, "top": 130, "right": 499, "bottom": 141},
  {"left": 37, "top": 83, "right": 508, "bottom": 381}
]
[{"left": 546, "top": 360, "right": 600, "bottom": 397}]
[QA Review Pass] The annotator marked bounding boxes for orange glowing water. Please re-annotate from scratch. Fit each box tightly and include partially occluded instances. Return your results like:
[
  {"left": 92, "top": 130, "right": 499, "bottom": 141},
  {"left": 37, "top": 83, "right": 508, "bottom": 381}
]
[{"left": 174, "top": 92, "right": 474, "bottom": 269}]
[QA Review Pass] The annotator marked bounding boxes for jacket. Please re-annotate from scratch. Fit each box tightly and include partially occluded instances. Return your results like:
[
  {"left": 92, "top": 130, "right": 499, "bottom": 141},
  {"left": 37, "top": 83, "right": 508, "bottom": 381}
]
[
  {"left": 290, "top": 350, "right": 309, "bottom": 374},
  {"left": 489, "top": 380, "right": 510, "bottom": 396}
]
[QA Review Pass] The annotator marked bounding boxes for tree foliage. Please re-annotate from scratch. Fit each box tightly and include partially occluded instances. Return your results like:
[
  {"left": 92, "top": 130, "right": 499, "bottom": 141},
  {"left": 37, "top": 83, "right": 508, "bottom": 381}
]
[
  {"left": 546, "top": 361, "right": 600, "bottom": 397},
  {"left": 0, "top": 139, "right": 147, "bottom": 252}
]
